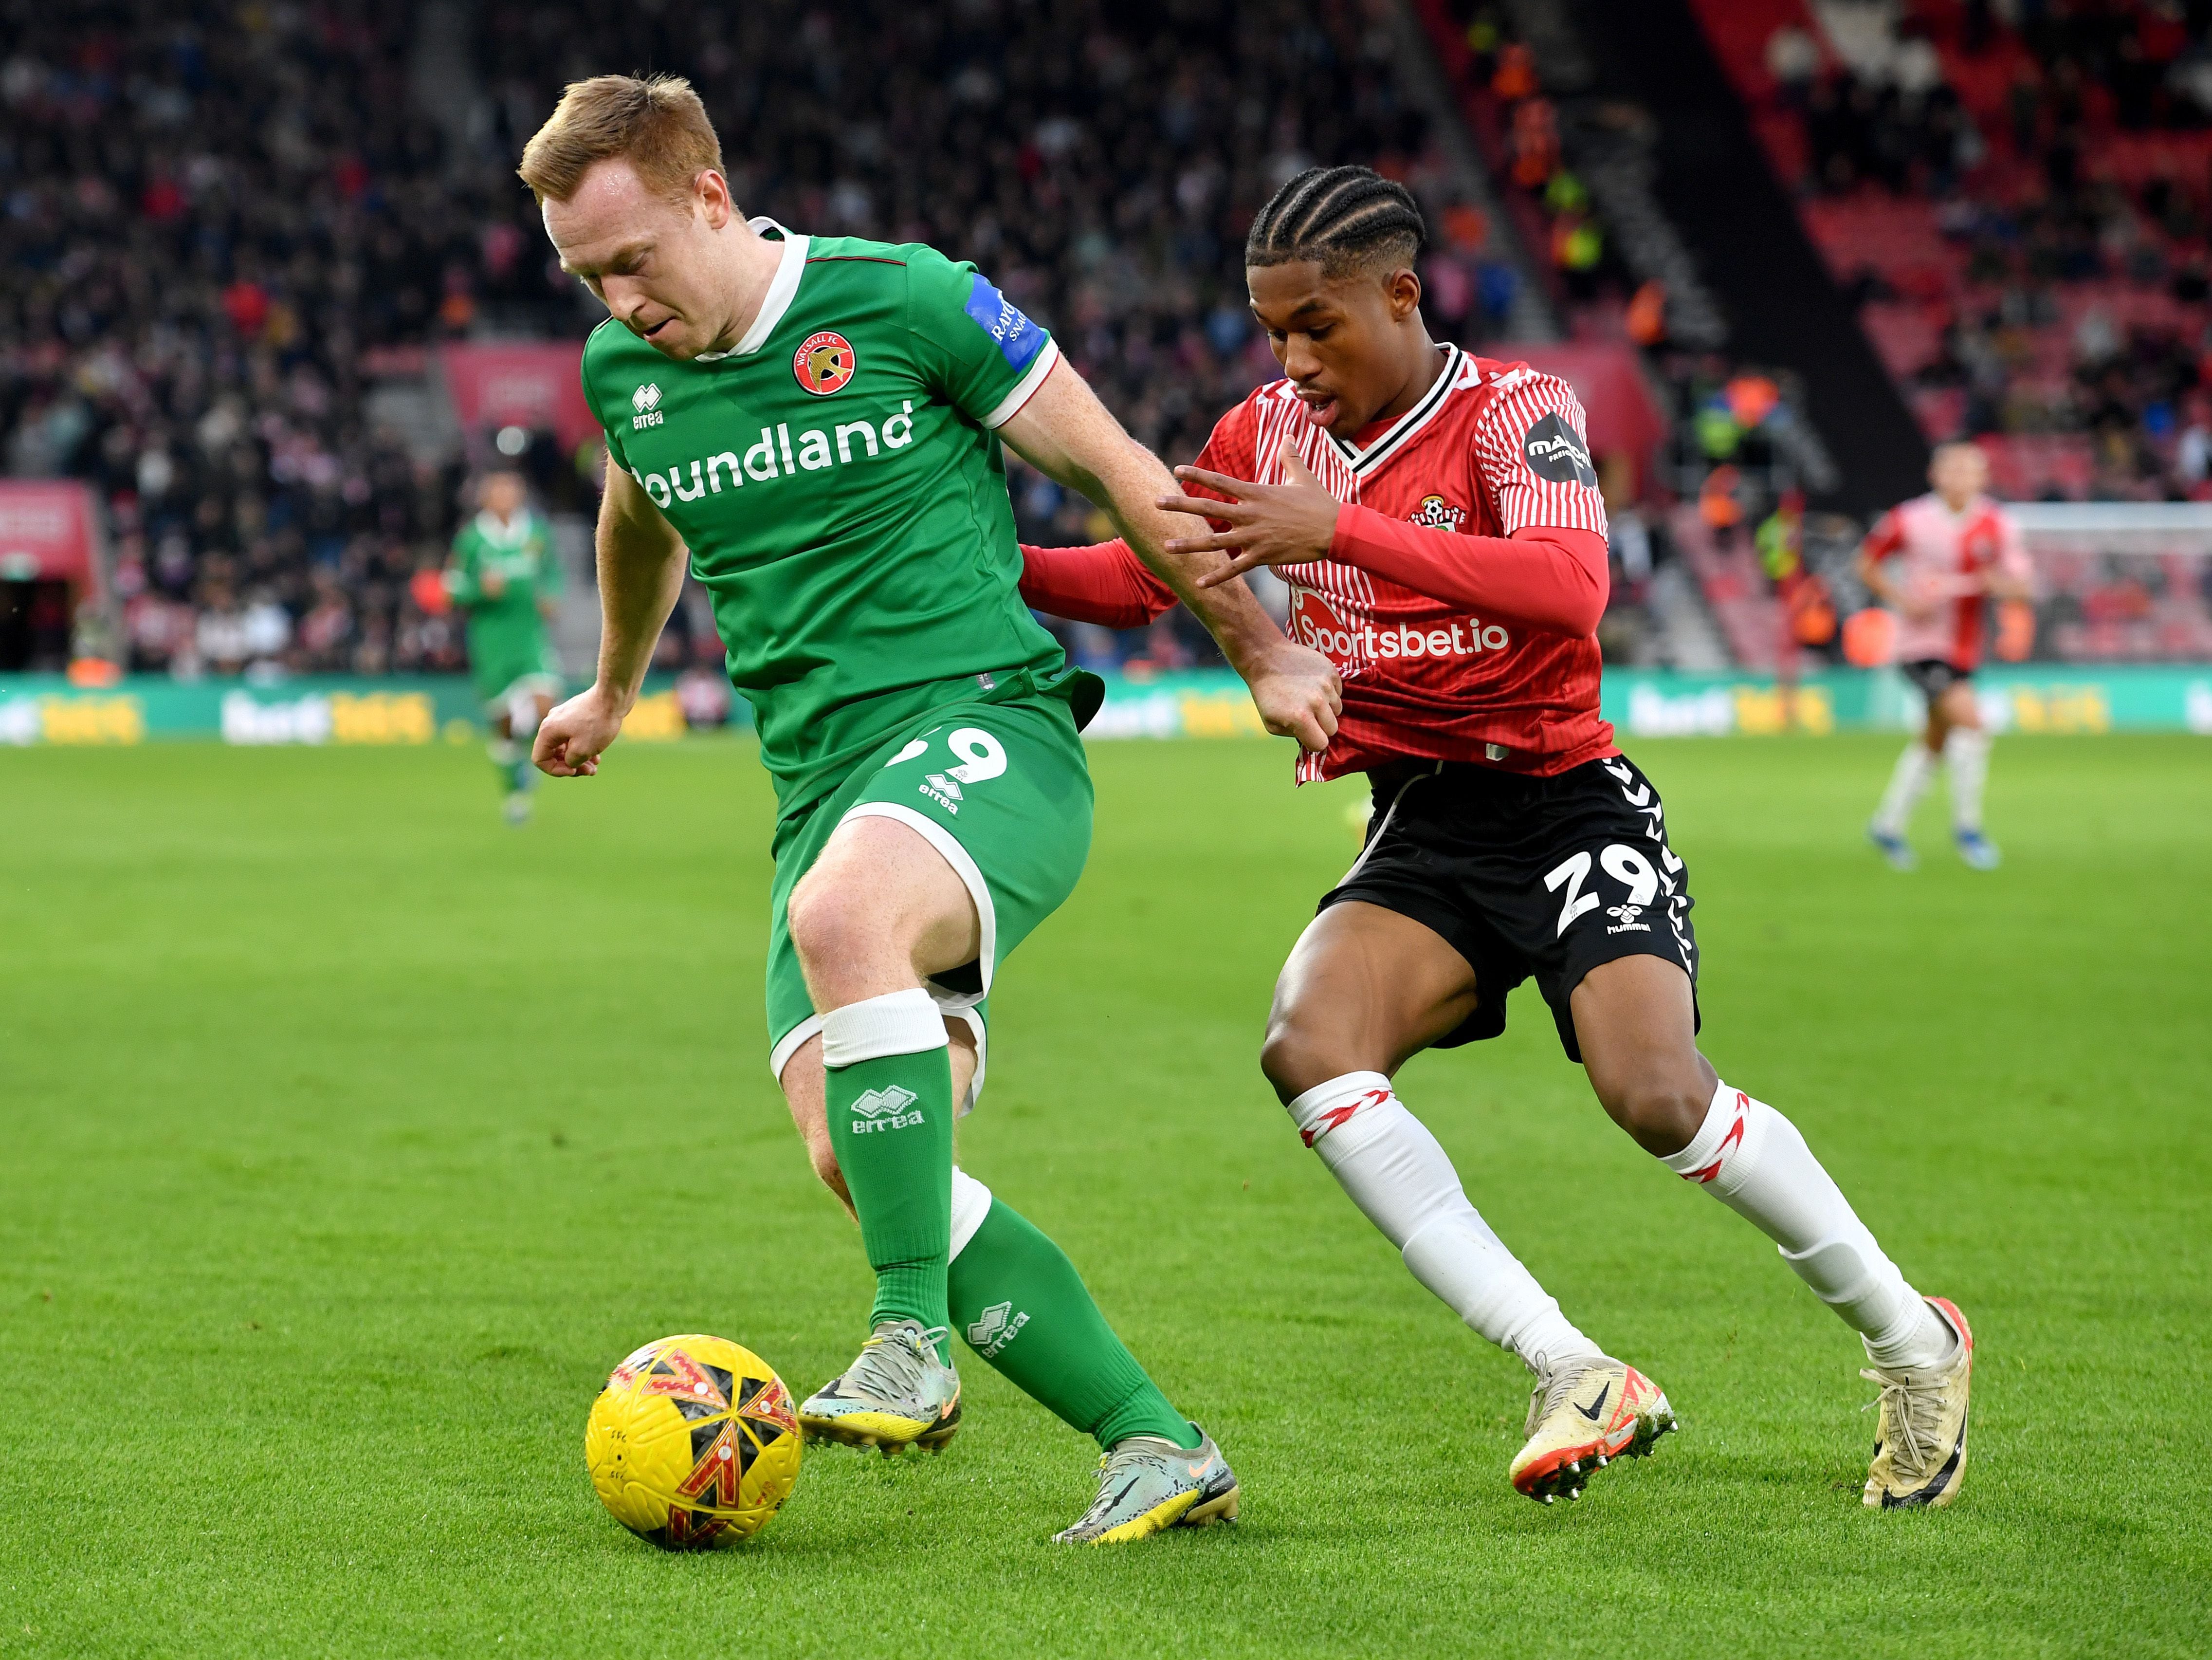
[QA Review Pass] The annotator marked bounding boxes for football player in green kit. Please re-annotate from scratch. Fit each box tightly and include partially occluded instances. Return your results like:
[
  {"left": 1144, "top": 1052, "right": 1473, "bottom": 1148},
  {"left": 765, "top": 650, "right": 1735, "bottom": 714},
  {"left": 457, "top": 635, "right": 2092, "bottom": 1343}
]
[
  {"left": 443, "top": 468, "right": 563, "bottom": 824},
  {"left": 519, "top": 75, "right": 1340, "bottom": 1542}
]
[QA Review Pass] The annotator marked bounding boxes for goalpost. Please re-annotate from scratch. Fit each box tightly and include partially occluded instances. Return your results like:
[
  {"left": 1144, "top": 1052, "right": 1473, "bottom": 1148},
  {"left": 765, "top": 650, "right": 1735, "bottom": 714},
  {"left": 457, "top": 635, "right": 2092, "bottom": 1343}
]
[{"left": 2003, "top": 502, "right": 2212, "bottom": 666}]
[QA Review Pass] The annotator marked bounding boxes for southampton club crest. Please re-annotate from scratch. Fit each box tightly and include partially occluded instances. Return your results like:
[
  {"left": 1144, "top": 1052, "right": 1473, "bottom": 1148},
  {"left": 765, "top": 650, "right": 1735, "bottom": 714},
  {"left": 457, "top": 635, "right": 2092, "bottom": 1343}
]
[
  {"left": 1408, "top": 494, "right": 1466, "bottom": 530},
  {"left": 793, "top": 330, "right": 857, "bottom": 395}
]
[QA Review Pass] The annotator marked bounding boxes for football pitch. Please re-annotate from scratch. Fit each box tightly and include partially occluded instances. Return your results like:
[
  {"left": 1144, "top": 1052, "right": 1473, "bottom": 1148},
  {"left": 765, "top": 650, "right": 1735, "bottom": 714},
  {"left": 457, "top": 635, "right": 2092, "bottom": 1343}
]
[{"left": 3, "top": 732, "right": 2207, "bottom": 1657}]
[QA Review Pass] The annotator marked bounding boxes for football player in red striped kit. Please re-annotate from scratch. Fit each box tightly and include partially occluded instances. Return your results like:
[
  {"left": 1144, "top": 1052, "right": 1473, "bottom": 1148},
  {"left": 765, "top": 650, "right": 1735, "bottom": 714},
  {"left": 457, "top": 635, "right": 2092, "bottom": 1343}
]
[{"left": 1021, "top": 167, "right": 1975, "bottom": 1511}]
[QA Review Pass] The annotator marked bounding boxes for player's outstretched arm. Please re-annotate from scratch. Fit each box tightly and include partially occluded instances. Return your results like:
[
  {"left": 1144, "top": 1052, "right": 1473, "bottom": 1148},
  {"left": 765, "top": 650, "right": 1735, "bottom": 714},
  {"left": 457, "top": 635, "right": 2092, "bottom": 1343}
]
[
  {"left": 1018, "top": 539, "right": 1179, "bottom": 629},
  {"left": 999, "top": 360, "right": 1340, "bottom": 752},
  {"left": 1173, "top": 438, "right": 1608, "bottom": 635},
  {"left": 533, "top": 461, "right": 687, "bottom": 777}
]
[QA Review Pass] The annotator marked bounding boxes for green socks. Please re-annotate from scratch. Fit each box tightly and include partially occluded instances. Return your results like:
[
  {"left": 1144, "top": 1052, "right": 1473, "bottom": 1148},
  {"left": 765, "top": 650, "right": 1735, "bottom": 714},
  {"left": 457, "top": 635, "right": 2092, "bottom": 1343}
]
[
  {"left": 949, "top": 1189, "right": 1200, "bottom": 1451},
  {"left": 821, "top": 991, "right": 956, "bottom": 1350},
  {"left": 818, "top": 992, "right": 1196, "bottom": 1449},
  {"left": 488, "top": 738, "right": 534, "bottom": 796}
]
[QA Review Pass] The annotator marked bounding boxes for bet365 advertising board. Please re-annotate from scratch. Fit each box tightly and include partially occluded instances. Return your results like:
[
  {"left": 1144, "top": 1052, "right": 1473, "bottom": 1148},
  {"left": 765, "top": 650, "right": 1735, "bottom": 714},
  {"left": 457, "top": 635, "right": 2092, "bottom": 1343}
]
[{"left": 2, "top": 666, "right": 2209, "bottom": 747}]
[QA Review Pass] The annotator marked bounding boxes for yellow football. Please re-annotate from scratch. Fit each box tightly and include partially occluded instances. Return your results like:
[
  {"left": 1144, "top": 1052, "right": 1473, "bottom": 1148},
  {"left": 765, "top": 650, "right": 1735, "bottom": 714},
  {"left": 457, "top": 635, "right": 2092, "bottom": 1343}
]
[{"left": 584, "top": 1334, "right": 803, "bottom": 1548}]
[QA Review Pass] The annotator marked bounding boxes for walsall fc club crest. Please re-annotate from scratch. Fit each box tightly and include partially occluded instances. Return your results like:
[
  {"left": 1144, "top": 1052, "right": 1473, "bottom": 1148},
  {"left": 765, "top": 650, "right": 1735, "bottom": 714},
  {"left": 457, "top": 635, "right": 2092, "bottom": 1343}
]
[{"left": 793, "top": 330, "right": 856, "bottom": 395}]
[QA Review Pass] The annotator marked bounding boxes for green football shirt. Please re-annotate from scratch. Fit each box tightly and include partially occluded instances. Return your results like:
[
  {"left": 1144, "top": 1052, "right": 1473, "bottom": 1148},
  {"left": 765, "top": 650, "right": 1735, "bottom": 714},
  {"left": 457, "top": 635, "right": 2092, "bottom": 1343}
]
[
  {"left": 581, "top": 221, "right": 1084, "bottom": 815},
  {"left": 444, "top": 508, "right": 561, "bottom": 703}
]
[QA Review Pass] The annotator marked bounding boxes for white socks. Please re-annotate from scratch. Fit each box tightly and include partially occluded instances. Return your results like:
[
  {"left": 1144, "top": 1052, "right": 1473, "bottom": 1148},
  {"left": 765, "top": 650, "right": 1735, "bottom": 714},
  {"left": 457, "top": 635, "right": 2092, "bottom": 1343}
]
[
  {"left": 1287, "top": 1072, "right": 1600, "bottom": 1373},
  {"left": 1285, "top": 1070, "right": 1954, "bottom": 1375},
  {"left": 819, "top": 987, "right": 948, "bottom": 1067},
  {"left": 1662, "top": 1081, "right": 1952, "bottom": 1370},
  {"left": 1872, "top": 740, "right": 1938, "bottom": 836},
  {"left": 949, "top": 1166, "right": 992, "bottom": 1261},
  {"left": 1943, "top": 727, "right": 1990, "bottom": 831},
  {"left": 1875, "top": 731, "right": 1992, "bottom": 836}
]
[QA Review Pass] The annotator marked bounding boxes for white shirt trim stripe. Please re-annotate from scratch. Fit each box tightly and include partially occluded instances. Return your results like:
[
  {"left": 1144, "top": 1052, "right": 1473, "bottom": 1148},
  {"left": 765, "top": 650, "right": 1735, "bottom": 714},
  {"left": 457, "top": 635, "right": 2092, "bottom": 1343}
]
[
  {"left": 1326, "top": 346, "right": 1462, "bottom": 476},
  {"left": 980, "top": 336, "right": 1062, "bottom": 429}
]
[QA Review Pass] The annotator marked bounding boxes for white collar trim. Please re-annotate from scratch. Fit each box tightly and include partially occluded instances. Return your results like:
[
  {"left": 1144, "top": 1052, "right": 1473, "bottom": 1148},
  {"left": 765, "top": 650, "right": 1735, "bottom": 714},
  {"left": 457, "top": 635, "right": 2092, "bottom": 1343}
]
[
  {"left": 1327, "top": 344, "right": 1462, "bottom": 477},
  {"left": 474, "top": 509, "right": 531, "bottom": 545},
  {"left": 699, "top": 219, "right": 809, "bottom": 360}
]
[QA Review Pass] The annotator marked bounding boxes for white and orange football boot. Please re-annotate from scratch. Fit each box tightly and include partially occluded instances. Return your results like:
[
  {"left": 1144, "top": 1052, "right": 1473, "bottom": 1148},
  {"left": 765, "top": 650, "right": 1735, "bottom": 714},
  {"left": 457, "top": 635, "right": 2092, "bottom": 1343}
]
[
  {"left": 1862, "top": 1296, "right": 1974, "bottom": 1510},
  {"left": 1509, "top": 1354, "right": 1677, "bottom": 1504}
]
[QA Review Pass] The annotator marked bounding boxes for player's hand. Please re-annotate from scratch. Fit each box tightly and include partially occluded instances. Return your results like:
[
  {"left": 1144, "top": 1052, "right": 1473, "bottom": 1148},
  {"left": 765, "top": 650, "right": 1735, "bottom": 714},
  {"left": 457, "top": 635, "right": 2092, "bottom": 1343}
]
[
  {"left": 534, "top": 684, "right": 626, "bottom": 777},
  {"left": 1164, "top": 438, "right": 1341, "bottom": 584},
  {"left": 480, "top": 568, "right": 509, "bottom": 598},
  {"left": 1244, "top": 639, "right": 1342, "bottom": 754}
]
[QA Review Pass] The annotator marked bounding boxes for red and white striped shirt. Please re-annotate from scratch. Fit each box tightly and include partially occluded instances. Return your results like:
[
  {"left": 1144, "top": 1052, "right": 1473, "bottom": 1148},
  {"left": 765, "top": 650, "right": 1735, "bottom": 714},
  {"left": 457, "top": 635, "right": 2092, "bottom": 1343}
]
[
  {"left": 1861, "top": 492, "right": 2030, "bottom": 670},
  {"left": 1023, "top": 349, "right": 1619, "bottom": 780}
]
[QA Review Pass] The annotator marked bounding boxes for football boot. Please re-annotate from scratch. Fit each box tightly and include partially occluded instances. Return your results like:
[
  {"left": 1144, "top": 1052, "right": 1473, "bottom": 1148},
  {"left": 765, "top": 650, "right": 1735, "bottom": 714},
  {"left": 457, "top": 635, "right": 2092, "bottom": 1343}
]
[
  {"left": 1867, "top": 824, "right": 1917, "bottom": 870},
  {"left": 1955, "top": 828, "right": 2002, "bottom": 870},
  {"left": 1862, "top": 1296, "right": 1974, "bottom": 1510},
  {"left": 1052, "top": 1427, "right": 1240, "bottom": 1544},
  {"left": 798, "top": 1319, "right": 961, "bottom": 1455},
  {"left": 1510, "top": 1354, "right": 1676, "bottom": 1504}
]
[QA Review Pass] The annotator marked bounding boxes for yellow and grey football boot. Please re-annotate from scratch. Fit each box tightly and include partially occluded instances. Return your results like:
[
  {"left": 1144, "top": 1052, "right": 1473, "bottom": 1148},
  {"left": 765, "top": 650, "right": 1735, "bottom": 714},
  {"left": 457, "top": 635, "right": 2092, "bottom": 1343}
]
[
  {"left": 1862, "top": 1296, "right": 1974, "bottom": 1509},
  {"left": 1509, "top": 1354, "right": 1677, "bottom": 1504},
  {"left": 798, "top": 1320, "right": 961, "bottom": 1455},
  {"left": 1052, "top": 1427, "right": 1240, "bottom": 1544}
]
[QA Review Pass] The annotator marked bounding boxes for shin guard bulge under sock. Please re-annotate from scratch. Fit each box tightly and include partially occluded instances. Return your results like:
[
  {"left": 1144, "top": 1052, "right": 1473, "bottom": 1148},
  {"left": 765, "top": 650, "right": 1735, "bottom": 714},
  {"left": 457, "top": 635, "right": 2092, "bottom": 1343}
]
[
  {"left": 1663, "top": 1080, "right": 1951, "bottom": 1369},
  {"left": 1873, "top": 740, "right": 1938, "bottom": 836},
  {"left": 1943, "top": 727, "right": 1991, "bottom": 832},
  {"left": 945, "top": 1169, "right": 1198, "bottom": 1450},
  {"left": 821, "top": 990, "right": 955, "bottom": 1352},
  {"left": 1287, "top": 1072, "right": 1601, "bottom": 1373}
]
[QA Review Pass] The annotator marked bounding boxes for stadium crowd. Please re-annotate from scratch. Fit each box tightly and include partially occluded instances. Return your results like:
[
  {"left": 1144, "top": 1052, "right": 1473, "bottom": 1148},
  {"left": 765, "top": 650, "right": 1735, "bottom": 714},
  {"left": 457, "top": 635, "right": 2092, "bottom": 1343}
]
[
  {"left": 1, "top": 0, "right": 1543, "bottom": 678},
  {"left": 1754, "top": 0, "right": 2212, "bottom": 502}
]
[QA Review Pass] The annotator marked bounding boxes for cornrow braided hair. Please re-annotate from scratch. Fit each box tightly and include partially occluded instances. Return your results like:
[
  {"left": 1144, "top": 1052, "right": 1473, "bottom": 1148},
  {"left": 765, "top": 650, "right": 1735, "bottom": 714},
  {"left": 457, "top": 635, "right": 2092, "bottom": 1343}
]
[{"left": 1245, "top": 165, "right": 1427, "bottom": 277}]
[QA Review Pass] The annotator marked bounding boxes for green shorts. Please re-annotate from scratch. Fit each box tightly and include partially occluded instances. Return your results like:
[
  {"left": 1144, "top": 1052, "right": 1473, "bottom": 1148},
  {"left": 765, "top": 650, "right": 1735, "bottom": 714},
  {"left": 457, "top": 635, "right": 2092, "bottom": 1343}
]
[{"left": 765, "top": 691, "right": 1094, "bottom": 1113}]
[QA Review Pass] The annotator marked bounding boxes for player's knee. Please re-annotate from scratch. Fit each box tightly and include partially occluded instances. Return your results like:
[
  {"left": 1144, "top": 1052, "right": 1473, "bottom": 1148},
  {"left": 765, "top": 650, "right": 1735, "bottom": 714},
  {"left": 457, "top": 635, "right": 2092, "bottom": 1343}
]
[
  {"left": 786, "top": 873, "right": 877, "bottom": 978},
  {"left": 1598, "top": 1070, "right": 1710, "bottom": 1158},
  {"left": 1260, "top": 1014, "right": 1347, "bottom": 1105}
]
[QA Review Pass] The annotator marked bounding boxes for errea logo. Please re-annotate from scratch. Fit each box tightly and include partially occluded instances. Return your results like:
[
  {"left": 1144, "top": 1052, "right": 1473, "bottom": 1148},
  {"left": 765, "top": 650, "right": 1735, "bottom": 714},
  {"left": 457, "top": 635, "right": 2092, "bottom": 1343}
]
[
  {"left": 632, "top": 383, "right": 665, "bottom": 430},
  {"left": 966, "top": 1300, "right": 1029, "bottom": 1357},
  {"left": 849, "top": 1084, "right": 924, "bottom": 1133}
]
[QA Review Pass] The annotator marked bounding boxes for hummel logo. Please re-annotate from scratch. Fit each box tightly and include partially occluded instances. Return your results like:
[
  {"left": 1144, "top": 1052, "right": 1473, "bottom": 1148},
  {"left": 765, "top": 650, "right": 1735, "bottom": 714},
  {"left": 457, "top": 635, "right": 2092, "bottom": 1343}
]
[
  {"left": 631, "top": 383, "right": 665, "bottom": 431},
  {"left": 966, "top": 1299, "right": 1028, "bottom": 1356},
  {"left": 1574, "top": 1382, "right": 1611, "bottom": 1422},
  {"left": 849, "top": 1085, "right": 925, "bottom": 1133}
]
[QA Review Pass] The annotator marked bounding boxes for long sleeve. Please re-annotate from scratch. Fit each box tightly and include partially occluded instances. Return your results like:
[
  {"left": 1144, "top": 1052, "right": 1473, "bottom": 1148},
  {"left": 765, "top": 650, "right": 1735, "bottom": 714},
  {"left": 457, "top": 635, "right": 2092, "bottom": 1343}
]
[
  {"left": 1018, "top": 538, "right": 1179, "bottom": 628},
  {"left": 1327, "top": 506, "right": 1611, "bottom": 637}
]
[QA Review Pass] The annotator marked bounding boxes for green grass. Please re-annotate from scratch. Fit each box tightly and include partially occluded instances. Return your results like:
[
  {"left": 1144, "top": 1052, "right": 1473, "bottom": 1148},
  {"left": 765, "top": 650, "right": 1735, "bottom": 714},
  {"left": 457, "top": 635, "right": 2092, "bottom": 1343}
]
[{"left": 1, "top": 733, "right": 2207, "bottom": 1657}]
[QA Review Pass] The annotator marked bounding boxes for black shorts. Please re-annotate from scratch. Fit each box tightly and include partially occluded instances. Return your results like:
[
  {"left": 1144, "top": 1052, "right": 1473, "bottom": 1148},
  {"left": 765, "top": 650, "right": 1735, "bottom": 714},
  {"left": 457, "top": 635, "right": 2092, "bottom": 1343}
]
[
  {"left": 1901, "top": 658, "right": 1972, "bottom": 702},
  {"left": 1320, "top": 754, "right": 1699, "bottom": 1063}
]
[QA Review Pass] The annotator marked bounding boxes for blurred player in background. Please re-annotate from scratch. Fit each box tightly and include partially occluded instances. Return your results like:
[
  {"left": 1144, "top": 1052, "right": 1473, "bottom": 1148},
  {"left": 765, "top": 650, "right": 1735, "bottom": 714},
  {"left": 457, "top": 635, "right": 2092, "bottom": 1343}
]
[
  {"left": 444, "top": 469, "right": 564, "bottom": 824},
  {"left": 1023, "top": 166, "right": 1976, "bottom": 1512},
  {"left": 521, "top": 76, "right": 1339, "bottom": 1543},
  {"left": 1858, "top": 443, "right": 2032, "bottom": 871}
]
